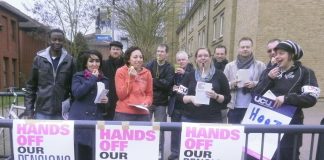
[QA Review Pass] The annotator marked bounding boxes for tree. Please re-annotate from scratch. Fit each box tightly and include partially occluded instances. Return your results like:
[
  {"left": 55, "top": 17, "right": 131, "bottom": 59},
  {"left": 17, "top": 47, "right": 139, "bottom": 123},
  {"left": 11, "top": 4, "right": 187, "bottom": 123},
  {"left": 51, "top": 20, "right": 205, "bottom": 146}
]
[
  {"left": 24, "top": 0, "right": 107, "bottom": 55},
  {"left": 113, "top": 0, "right": 171, "bottom": 60}
]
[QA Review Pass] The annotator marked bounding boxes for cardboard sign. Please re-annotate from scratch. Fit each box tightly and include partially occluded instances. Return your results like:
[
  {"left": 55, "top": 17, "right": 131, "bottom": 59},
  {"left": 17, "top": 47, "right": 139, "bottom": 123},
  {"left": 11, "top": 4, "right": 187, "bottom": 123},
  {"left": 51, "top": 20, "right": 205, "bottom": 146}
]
[
  {"left": 180, "top": 123, "right": 245, "bottom": 160},
  {"left": 242, "top": 95, "right": 297, "bottom": 160},
  {"left": 96, "top": 123, "right": 160, "bottom": 160},
  {"left": 12, "top": 120, "right": 75, "bottom": 160}
]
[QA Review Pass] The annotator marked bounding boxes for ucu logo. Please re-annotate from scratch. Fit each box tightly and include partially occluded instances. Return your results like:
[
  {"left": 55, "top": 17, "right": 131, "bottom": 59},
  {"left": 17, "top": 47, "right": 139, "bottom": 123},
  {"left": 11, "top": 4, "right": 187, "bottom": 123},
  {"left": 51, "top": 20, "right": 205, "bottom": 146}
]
[{"left": 253, "top": 96, "right": 274, "bottom": 108}]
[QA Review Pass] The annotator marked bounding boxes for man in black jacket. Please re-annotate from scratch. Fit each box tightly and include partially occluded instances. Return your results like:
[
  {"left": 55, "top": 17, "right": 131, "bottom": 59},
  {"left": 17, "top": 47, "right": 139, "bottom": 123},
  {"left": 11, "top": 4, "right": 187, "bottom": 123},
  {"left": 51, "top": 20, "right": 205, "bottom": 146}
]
[
  {"left": 24, "top": 29, "right": 75, "bottom": 120},
  {"left": 213, "top": 45, "right": 228, "bottom": 71},
  {"left": 102, "top": 41, "right": 124, "bottom": 120},
  {"left": 146, "top": 44, "right": 174, "bottom": 159}
]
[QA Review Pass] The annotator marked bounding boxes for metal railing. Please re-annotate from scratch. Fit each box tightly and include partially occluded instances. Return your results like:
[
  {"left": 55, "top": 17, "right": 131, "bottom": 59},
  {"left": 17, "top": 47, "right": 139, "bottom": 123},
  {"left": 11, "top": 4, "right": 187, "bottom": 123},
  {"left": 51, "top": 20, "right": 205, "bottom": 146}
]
[{"left": 0, "top": 120, "right": 324, "bottom": 160}]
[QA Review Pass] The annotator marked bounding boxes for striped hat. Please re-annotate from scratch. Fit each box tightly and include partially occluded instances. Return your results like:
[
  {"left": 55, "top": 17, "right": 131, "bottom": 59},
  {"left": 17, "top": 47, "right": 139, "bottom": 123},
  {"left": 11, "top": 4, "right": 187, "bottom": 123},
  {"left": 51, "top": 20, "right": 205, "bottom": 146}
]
[{"left": 274, "top": 40, "right": 303, "bottom": 60}]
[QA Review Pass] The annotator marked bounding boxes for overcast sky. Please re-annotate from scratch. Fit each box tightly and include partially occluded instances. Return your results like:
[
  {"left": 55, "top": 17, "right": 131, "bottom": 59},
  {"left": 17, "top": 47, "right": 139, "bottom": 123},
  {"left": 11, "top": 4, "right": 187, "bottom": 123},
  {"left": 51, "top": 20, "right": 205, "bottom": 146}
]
[{"left": 2, "top": 0, "right": 34, "bottom": 16}]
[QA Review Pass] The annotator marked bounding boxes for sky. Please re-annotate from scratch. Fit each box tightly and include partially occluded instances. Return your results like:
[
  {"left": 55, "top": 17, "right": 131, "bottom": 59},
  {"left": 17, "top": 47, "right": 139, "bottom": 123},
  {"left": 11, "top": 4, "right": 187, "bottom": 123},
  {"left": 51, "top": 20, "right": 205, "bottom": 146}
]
[{"left": 2, "top": 0, "right": 34, "bottom": 16}]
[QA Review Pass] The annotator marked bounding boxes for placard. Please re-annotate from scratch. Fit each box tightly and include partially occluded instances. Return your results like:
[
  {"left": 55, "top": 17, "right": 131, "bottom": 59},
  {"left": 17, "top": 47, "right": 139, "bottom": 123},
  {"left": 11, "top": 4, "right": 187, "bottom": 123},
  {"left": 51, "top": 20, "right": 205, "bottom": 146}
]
[
  {"left": 12, "top": 120, "right": 75, "bottom": 160},
  {"left": 96, "top": 123, "right": 160, "bottom": 160},
  {"left": 242, "top": 95, "right": 296, "bottom": 160},
  {"left": 180, "top": 123, "right": 245, "bottom": 160}
]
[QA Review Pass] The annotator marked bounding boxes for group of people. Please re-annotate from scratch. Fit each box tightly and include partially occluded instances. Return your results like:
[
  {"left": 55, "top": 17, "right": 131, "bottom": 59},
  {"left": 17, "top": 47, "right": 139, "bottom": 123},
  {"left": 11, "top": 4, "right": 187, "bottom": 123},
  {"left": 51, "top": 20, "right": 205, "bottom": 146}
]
[{"left": 23, "top": 29, "right": 320, "bottom": 160}]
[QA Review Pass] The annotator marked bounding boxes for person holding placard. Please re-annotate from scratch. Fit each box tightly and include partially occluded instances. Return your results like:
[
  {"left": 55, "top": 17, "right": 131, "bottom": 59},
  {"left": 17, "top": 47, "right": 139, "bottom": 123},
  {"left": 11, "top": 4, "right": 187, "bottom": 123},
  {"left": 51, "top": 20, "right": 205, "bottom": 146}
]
[
  {"left": 253, "top": 40, "right": 320, "bottom": 160},
  {"left": 178, "top": 48, "right": 231, "bottom": 123},
  {"left": 68, "top": 50, "right": 109, "bottom": 160},
  {"left": 224, "top": 37, "right": 266, "bottom": 124},
  {"left": 114, "top": 46, "right": 153, "bottom": 121}
]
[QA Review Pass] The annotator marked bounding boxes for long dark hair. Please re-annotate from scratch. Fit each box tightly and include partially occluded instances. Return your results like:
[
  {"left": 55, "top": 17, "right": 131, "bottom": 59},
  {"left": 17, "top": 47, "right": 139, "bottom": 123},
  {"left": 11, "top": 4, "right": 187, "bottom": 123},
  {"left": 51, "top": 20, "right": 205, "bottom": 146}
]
[{"left": 77, "top": 50, "right": 103, "bottom": 71}]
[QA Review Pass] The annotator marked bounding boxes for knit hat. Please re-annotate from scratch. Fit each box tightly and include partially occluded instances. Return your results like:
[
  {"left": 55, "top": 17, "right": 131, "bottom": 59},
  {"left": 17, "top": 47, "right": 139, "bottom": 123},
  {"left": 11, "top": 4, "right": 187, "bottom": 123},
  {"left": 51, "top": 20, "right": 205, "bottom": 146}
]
[
  {"left": 274, "top": 40, "right": 303, "bottom": 60},
  {"left": 109, "top": 41, "right": 123, "bottom": 49}
]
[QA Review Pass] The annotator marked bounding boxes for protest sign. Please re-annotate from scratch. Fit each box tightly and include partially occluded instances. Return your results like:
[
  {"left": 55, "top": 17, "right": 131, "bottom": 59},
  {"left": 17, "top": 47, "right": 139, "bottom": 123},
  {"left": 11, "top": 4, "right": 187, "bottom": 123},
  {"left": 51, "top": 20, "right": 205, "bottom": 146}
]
[
  {"left": 180, "top": 122, "right": 245, "bottom": 160},
  {"left": 96, "top": 123, "right": 160, "bottom": 160},
  {"left": 12, "top": 120, "right": 75, "bottom": 160},
  {"left": 242, "top": 95, "right": 296, "bottom": 160}
]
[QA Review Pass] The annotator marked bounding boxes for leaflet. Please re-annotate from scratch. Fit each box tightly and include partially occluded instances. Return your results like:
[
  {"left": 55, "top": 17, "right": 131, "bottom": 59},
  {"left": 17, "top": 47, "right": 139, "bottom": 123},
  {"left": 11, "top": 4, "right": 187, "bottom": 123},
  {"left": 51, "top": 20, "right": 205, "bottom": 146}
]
[
  {"left": 194, "top": 82, "right": 212, "bottom": 105},
  {"left": 128, "top": 104, "right": 149, "bottom": 112},
  {"left": 94, "top": 82, "right": 108, "bottom": 104}
]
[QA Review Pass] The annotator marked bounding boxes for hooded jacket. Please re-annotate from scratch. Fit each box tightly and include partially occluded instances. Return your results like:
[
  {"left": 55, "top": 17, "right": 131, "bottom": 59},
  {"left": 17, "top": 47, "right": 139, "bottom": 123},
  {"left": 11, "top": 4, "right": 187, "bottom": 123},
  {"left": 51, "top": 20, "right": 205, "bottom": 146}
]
[
  {"left": 24, "top": 47, "right": 75, "bottom": 116},
  {"left": 115, "top": 65, "right": 153, "bottom": 114}
]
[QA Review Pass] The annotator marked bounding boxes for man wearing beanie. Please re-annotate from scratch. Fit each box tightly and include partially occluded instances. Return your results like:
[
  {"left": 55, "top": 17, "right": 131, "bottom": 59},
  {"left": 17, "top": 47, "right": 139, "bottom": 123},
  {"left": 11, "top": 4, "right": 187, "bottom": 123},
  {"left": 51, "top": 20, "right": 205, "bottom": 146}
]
[
  {"left": 102, "top": 41, "right": 124, "bottom": 120},
  {"left": 224, "top": 37, "right": 266, "bottom": 124},
  {"left": 253, "top": 40, "right": 320, "bottom": 159}
]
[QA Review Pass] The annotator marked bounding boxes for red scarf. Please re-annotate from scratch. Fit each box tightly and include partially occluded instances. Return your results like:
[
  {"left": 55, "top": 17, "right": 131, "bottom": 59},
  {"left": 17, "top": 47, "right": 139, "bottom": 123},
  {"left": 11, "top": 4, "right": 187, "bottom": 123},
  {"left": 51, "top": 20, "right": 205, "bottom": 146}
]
[{"left": 84, "top": 69, "right": 103, "bottom": 80}]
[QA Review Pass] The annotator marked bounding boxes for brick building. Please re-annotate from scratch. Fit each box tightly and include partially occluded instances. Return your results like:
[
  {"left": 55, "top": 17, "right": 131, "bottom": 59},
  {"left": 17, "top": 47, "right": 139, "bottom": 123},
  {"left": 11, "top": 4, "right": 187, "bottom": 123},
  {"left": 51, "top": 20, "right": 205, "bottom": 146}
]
[
  {"left": 176, "top": 0, "right": 324, "bottom": 97},
  {"left": 0, "top": 1, "right": 48, "bottom": 90}
]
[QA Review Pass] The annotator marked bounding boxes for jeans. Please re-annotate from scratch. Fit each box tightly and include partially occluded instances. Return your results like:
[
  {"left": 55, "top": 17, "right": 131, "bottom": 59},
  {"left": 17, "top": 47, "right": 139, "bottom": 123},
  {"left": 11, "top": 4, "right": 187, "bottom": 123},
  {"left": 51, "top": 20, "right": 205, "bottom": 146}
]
[
  {"left": 149, "top": 105, "right": 167, "bottom": 154},
  {"left": 170, "top": 109, "right": 182, "bottom": 158},
  {"left": 113, "top": 112, "right": 150, "bottom": 121},
  {"left": 227, "top": 108, "right": 247, "bottom": 124},
  {"left": 34, "top": 113, "right": 63, "bottom": 120}
]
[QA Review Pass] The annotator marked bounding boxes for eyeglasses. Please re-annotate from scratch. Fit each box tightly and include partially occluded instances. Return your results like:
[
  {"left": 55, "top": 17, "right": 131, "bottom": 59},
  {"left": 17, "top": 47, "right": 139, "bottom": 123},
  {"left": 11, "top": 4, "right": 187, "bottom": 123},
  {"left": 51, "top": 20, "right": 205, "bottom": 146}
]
[{"left": 267, "top": 49, "right": 275, "bottom": 53}]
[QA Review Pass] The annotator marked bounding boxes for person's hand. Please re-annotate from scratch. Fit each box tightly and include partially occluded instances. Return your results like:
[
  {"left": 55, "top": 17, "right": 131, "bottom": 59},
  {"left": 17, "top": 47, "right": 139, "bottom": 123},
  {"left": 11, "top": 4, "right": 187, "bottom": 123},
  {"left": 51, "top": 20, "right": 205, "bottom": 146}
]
[
  {"left": 230, "top": 80, "right": 240, "bottom": 88},
  {"left": 244, "top": 81, "right": 256, "bottom": 88},
  {"left": 268, "top": 67, "right": 280, "bottom": 79},
  {"left": 128, "top": 66, "right": 137, "bottom": 76},
  {"left": 175, "top": 68, "right": 185, "bottom": 74},
  {"left": 274, "top": 96, "right": 285, "bottom": 108},
  {"left": 206, "top": 90, "right": 218, "bottom": 99},
  {"left": 92, "top": 69, "right": 99, "bottom": 77},
  {"left": 100, "top": 96, "right": 109, "bottom": 104},
  {"left": 270, "top": 57, "right": 277, "bottom": 65}
]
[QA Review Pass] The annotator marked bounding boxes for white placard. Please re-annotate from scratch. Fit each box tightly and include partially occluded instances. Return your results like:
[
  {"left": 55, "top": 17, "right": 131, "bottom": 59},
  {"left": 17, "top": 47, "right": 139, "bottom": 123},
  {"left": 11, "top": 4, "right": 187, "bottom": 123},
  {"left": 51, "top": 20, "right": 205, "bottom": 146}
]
[
  {"left": 12, "top": 120, "right": 75, "bottom": 160},
  {"left": 242, "top": 96, "right": 296, "bottom": 160},
  {"left": 180, "top": 123, "right": 245, "bottom": 160},
  {"left": 236, "top": 69, "right": 250, "bottom": 88},
  {"left": 94, "top": 82, "right": 108, "bottom": 103},
  {"left": 96, "top": 124, "right": 160, "bottom": 160}
]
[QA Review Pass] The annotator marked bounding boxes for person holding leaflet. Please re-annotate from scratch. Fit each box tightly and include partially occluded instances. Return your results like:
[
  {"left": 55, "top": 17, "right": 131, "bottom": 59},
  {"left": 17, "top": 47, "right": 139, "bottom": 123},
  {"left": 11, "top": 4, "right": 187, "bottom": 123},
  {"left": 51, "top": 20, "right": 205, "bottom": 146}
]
[
  {"left": 177, "top": 48, "right": 231, "bottom": 123},
  {"left": 114, "top": 46, "right": 153, "bottom": 121},
  {"left": 68, "top": 50, "right": 109, "bottom": 160}
]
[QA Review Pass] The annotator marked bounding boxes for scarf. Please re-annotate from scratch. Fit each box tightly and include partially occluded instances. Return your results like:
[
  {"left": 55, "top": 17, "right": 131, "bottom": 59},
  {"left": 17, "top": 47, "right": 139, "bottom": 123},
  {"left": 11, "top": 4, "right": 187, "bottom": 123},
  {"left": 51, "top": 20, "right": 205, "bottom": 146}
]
[
  {"left": 84, "top": 69, "right": 103, "bottom": 80},
  {"left": 195, "top": 64, "right": 216, "bottom": 82},
  {"left": 236, "top": 54, "right": 255, "bottom": 69}
]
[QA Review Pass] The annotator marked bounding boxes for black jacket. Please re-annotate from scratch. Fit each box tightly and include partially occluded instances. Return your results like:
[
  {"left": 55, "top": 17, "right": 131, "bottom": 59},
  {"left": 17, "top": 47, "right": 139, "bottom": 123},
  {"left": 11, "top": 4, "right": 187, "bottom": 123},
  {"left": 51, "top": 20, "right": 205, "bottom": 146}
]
[
  {"left": 168, "top": 63, "right": 194, "bottom": 116},
  {"left": 146, "top": 59, "right": 174, "bottom": 106},
  {"left": 253, "top": 61, "right": 319, "bottom": 124},
  {"left": 25, "top": 47, "right": 75, "bottom": 116},
  {"left": 213, "top": 59, "right": 228, "bottom": 71},
  {"left": 102, "top": 57, "right": 124, "bottom": 110},
  {"left": 177, "top": 70, "right": 231, "bottom": 121}
]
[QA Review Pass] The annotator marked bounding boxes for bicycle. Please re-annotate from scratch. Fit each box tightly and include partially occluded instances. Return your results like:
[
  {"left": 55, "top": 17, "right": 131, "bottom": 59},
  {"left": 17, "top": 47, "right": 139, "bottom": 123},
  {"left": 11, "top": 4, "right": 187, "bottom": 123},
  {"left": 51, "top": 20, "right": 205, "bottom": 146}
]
[{"left": 0, "top": 87, "right": 26, "bottom": 160}]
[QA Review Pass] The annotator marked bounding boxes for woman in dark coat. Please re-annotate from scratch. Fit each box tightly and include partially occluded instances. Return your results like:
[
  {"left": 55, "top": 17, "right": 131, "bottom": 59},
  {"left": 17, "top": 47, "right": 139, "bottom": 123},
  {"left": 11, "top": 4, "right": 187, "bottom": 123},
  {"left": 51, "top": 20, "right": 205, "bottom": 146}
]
[
  {"left": 68, "top": 50, "right": 109, "bottom": 160},
  {"left": 253, "top": 40, "right": 320, "bottom": 160}
]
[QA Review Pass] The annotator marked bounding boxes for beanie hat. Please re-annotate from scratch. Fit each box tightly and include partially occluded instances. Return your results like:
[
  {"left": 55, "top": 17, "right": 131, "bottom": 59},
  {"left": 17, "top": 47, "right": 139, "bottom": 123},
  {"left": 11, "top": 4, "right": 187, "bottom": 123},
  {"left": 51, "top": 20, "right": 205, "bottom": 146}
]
[
  {"left": 274, "top": 40, "right": 303, "bottom": 60},
  {"left": 109, "top": 41, "right": 123, "bottom": 49}
]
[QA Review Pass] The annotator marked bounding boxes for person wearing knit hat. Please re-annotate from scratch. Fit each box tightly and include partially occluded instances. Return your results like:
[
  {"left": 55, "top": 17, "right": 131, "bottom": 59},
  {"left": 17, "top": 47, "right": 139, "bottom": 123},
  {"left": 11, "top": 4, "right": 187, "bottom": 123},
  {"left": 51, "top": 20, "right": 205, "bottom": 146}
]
[
  {"left": 253, "top": 40, "right": 320, "bottom": 159},
  {"left": 102, "top": 40, "right": 125, "bottom": 120}
]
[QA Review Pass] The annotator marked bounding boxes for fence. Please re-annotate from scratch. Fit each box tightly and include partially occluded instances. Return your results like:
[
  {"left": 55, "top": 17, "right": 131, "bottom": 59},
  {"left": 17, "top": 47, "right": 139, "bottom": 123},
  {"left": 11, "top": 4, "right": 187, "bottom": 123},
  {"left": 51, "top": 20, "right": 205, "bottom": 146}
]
[{"left": 1, "top": 119, "right": 324, "bottom": 160}]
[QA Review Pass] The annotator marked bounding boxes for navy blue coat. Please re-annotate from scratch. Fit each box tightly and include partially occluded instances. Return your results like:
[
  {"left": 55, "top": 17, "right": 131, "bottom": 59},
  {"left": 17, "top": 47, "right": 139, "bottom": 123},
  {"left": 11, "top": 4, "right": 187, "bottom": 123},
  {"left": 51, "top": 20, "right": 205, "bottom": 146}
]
[{"left": 68, "top": 71, "right": 109, "bottom": 146}]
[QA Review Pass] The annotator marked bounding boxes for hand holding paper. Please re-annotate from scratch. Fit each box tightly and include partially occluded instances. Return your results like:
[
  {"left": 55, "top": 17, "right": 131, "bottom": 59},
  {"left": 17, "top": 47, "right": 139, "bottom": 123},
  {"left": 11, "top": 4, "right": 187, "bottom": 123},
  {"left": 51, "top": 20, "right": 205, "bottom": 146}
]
[
  {"left": 94, "top": 82, "right": 109, "bottom": 104},
  {"left": 236, "top": 69, "right": 250, "bottom": 88}
]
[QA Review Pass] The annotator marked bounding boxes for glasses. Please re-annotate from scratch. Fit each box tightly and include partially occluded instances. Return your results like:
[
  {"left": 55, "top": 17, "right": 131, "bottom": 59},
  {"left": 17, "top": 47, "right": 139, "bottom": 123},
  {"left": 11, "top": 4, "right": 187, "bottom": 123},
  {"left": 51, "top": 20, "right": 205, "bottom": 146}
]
[{"left": 267, "top": 49, "right": 275, "bottom": 53}]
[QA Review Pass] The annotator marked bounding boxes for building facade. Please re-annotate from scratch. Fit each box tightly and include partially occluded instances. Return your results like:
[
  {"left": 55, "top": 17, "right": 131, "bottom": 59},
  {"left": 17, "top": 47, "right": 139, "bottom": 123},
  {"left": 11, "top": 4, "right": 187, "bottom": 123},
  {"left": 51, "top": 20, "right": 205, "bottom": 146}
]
[
  {"left": 0, "top": 1, "right": 48, "bottom": 90},
  {"left": 176, "top": 0, "right": 324, "bottom": 97}
]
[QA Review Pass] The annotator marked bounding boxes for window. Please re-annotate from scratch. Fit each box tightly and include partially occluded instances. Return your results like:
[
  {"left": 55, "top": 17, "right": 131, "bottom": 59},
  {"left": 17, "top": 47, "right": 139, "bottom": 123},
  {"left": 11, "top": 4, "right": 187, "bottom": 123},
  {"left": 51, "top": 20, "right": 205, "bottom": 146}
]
[
  {"left": 198, "top": 31, "right": 201, "bottom": 47},
  {"left": 202, "top": 28, "right": 206, "bottom": 47},
  {"left": 11, "top": 20, "right": 17, "bottom": 41},
  {"left": 12, "top": 59, "right": 17, "bottom": 86},
  {"left": 3, "top": 57, "right": 9, "bottom": 88},
  {"left": 213, "top": 18, "right": 217, "bottom": 40},
  {"left": 219, "top": 12, "right": 224, "bottom": 37}
]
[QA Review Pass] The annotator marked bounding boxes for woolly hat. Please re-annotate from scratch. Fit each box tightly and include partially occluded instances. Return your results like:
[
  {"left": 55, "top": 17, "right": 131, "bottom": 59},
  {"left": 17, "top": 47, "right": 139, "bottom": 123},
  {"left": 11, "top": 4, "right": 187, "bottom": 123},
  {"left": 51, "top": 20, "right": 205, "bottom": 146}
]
[
  {"left": 274, "top": 40, "right": 303, "bottom": 60},
  {"left": 109, "top": 41, "right": 123, "bottom": 49}
]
